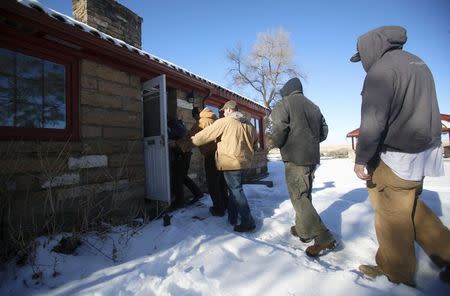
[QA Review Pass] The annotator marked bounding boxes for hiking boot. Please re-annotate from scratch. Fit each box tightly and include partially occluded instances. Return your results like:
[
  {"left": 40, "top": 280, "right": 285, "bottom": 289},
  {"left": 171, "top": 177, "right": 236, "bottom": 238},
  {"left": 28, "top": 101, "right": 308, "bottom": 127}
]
[
  {"left": 359, "top": 265, "right": 416, "bottom": 286},
  {"left": 209, "top": 207, "right": 225, "bottom": 217},
  {"left": 305, "top": 240, "right": 336, "bottom": 257},
  {"left": 440, "top": 264, "right": 450, "bottom": 284},
  {"left": 359, "top": 265, "right": 384, "bottom": 278},
  {"left": 290, "top": 226, "right": 313, "bottom": 243},
  {"left": 233, "top": 223, "right": 256, "bottom": 233}
]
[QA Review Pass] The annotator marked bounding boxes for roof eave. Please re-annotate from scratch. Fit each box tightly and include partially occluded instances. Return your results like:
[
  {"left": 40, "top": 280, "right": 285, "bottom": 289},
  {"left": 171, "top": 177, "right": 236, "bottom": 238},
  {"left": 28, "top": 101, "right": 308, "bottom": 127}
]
[{"left": 2, "top": 1, "right": 269, "bottom": 113}]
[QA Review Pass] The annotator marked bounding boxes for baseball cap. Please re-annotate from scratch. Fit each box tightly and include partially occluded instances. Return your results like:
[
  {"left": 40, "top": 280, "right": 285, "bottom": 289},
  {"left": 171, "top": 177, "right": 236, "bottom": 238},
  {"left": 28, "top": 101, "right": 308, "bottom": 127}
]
[
  {"left": 220, "top": 100, "right": 238, "bottom": 111},
  {"left": 350, "top": 52, "right": 361, "bottom": 62}
]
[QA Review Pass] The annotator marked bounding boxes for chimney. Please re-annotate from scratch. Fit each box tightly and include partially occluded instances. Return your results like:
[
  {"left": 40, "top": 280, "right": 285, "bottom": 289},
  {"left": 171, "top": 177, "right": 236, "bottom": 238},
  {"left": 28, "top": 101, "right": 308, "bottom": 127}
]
[{"left": 72, "top": 0, "right": 143, "bottom": 49}]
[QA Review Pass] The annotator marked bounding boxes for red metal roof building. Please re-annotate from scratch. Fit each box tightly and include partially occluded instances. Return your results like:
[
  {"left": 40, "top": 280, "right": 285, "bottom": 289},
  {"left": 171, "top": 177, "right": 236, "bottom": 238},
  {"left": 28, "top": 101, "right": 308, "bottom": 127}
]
[{"left": 346, "top": 114, "right": 450, "bottom": 150}]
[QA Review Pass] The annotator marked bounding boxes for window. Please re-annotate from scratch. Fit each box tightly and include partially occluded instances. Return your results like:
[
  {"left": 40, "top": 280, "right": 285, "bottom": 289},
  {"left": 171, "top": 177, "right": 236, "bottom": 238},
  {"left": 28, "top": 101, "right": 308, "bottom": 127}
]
[
  {"left": 205, "top": 104, "right": 220, "bottom": 118},
  {"left": 0, "top": 46, "right": 78, "bottom": 140},
  {"left": 0, "top": 48, "right": 66, "bottom": 129},
  {"left": 251, "top": 117, "right": 262, "bottom": 149}
]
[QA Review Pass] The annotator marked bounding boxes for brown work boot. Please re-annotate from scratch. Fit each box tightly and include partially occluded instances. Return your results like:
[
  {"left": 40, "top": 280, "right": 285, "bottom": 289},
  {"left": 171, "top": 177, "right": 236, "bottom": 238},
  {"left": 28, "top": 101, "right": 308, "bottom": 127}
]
[
  {"left": 290, "top": 226, "right": 313, "bottom": 243},
  {"left": 359, "top": 265, "right": 384, "bottom": 278},
  {"left": 305, "top": 240, "right": 336, "bottom": 257},
  {"left": 359, "top": 265, "right": 416, "bottom": 287}
]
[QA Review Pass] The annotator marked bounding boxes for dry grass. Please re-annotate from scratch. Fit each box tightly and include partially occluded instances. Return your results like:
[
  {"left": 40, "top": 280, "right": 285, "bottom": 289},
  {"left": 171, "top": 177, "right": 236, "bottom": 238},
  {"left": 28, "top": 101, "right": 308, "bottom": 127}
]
[{"left": 0, "top": 139, "right": 154, "bottom": 266}]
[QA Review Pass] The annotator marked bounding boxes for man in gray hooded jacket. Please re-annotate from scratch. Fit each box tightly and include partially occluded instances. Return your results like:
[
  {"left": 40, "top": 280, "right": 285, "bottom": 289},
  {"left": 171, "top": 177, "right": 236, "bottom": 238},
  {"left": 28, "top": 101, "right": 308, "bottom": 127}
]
[
  {"left": 271, "top": 77, "right": 336, "bottom": 257},
  {"left": 351, "top": 26, "right": 450, "bottom": 286}
]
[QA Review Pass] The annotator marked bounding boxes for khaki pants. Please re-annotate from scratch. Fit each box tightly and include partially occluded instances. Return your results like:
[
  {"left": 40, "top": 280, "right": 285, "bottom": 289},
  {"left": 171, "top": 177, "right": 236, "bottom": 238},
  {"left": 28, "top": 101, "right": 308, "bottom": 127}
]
[{"left": 368, "top": 161, "right": 450, "bottom": 285}]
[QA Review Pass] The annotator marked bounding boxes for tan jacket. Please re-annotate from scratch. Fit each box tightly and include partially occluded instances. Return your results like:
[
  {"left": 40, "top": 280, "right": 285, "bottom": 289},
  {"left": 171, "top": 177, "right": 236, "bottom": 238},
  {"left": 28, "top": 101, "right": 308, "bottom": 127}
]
[
  {"left": 192, "top": 111, "right": 257, "bottom": 171},
  {"left": 190, "top": 108, "right": 217, "bottom": 155}
]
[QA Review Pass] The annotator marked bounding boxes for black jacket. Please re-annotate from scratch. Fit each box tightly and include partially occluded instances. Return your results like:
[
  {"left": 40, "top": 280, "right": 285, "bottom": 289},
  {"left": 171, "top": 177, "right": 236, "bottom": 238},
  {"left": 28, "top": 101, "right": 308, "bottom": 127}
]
[
  {"left": 354, "top": 26, "right": 441, "bottom": 165},
  {"left": 271, "top": 78, "right": 328, "bottom": 165}
]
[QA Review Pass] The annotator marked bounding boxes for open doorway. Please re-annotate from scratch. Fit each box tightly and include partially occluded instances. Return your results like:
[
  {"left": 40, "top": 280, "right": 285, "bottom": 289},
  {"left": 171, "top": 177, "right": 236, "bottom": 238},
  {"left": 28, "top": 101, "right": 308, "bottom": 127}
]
[{"left": 142, "top": 75, "right": 171, "bottom": 203}]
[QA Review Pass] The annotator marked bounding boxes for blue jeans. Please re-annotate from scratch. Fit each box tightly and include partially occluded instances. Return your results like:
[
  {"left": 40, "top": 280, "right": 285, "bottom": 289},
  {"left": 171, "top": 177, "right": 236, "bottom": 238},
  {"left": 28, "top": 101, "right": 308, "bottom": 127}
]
[{"left": 223, "top": 170, "right": 255, "bottom": 226}]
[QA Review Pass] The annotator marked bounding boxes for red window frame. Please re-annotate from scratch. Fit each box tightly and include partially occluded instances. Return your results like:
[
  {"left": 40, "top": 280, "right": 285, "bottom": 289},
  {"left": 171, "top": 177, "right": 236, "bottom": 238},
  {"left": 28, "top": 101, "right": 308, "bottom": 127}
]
[
  {"left": 251, "top": 116, "right": 264, "bottom": 150},
  {"left": 0, "top": 42, "right": 79, "bottom": 141}
]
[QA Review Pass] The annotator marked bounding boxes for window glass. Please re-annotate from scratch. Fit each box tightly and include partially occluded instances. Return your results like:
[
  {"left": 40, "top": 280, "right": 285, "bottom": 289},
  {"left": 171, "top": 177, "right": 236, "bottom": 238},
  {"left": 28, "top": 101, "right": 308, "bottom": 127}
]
[
  {"left": 0, "top": 102, "right": 13, "bottom": 126},
  {"left": 15, "top": 102, "right": 41, "bottom": 127},
  {"left": 253, "top": 117, "right": 260, "bottom": 134},
  {"left": 17, "top": 53, "right": 42, "bottom": 80},
  {"left": 44, "top": 105, "right": 66, "bottom": 129},
  {"left": 251, "top": 117, "right": 262, "bottom": 149},
  {"left": 16, "top": 77, "right": 43, "bottom": 104},
  {"left": 0, "top": 76, "right": 14, "bottom": 102},
  {"left": 205, "top": 104, "right": 220, "bottom": 118},
  {"left": 0, "top": 47, "right": 66, "bottom": 129},
  {"left": 0, "top": 48, "right": 15, "bottom": 75}
]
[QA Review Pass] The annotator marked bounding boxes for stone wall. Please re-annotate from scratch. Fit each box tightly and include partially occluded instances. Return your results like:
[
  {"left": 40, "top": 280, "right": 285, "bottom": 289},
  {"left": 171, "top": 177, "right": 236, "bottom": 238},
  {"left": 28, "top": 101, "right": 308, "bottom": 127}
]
[
  {"left": 0, "top": 59, "right": 147, "bottom": 252},
  {"left": 72, "top": 0, "right": 143, "bottom": 49},
  {"left": 77, "top": 58, "right": 146, "bottom": 206}
]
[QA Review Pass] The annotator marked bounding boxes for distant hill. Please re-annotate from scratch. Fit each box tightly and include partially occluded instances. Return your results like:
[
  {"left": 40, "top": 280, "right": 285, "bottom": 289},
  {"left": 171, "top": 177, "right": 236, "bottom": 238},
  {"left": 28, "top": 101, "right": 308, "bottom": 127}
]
[
  {"left": 268, "top": 144, "right": 353, "bottom": 160},
  {"left": 320, "top": 144, "right": 352, "bottom": 159}
]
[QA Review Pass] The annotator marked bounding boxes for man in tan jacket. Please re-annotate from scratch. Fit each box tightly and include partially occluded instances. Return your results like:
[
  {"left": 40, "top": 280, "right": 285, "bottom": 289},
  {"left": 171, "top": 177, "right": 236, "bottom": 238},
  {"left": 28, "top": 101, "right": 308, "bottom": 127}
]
[{"left": 191, "top": 100, "right": 257, "bottom": 232}]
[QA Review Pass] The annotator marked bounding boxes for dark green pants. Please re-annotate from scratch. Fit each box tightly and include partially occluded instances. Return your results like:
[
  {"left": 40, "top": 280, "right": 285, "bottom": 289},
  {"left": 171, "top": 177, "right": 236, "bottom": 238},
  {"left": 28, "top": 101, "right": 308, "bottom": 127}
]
[
  {"left": 170, "top": 149, "right": 202, "bottom": 205},
  {"left": 204, "top": 154, "right": 228, "bottom": 212},
  {"left": 285, "top": 162, "right": 334, "bottom": 245}
]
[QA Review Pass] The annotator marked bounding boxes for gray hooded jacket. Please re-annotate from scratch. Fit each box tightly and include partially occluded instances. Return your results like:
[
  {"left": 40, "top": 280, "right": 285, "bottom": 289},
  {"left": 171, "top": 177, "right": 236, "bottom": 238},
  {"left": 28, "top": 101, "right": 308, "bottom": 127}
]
[
  {"left": 271, "top": 78, "right": 328, "bottom": 165},
  {"left": 354, "top": 26, "right": 441, "bottom": 165}
]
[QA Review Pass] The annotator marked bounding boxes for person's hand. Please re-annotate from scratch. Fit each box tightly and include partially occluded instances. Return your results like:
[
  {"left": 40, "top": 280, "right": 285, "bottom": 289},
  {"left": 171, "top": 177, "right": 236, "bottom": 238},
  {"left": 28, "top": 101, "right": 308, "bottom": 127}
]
[{"left": 354, "top": 163, "right": 371, "bottom": 180}]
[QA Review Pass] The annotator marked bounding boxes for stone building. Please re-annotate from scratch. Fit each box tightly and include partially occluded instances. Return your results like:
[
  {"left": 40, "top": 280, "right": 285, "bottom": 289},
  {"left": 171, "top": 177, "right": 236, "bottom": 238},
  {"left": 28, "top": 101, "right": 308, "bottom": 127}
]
[{"left": 0, "top": 0, "right": 268, "bottom": 255}]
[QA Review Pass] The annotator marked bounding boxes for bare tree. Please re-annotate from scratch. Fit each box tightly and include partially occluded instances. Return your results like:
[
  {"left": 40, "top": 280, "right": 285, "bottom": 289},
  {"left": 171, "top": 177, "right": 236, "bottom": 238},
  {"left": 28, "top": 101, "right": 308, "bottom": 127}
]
[{"left": 226, "top": 28, "right": 302, "bottom": 111}]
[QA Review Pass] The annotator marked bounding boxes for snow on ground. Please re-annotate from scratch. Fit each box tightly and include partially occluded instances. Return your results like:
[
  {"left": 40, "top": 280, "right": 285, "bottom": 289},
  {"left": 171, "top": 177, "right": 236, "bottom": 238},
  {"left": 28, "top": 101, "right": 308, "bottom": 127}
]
[{"left": 1, "top": 158, "right": 449, "bottom": 296}]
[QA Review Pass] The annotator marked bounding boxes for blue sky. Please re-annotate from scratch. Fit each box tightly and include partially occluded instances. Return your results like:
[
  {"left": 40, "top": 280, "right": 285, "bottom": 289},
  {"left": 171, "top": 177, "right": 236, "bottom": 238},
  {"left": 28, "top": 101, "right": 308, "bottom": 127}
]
[{"left": 40, "top": 0, "right": 450, "bottom": 145}]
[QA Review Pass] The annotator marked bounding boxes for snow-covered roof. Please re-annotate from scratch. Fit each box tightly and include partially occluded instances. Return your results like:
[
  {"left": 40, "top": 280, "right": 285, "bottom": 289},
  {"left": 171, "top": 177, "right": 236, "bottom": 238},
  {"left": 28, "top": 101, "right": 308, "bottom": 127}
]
[{"left": 16, "top": 0, "right": 268, "bottom": 111}]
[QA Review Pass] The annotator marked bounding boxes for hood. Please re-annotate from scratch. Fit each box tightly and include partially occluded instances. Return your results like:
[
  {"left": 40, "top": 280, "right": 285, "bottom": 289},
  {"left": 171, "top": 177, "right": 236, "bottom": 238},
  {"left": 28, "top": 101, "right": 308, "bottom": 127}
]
[
  {"left": 199, "top": 107, "right": 217, "bottom": 120},
  {"left": 356, "top": 26, "right": 407, "bottom": 72},
  {"left": 280, "top": 77, "right": 303, "bottom": 97},
  {"left": 229, "top": 111, "right": 252, "bottom": 124}
]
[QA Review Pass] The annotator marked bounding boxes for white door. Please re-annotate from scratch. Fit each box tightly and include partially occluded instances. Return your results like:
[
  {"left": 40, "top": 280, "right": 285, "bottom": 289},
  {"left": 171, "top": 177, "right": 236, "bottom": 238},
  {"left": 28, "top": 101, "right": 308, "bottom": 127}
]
[{"left": 143, "top": 75, "right": 171, "bottom": 203}]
